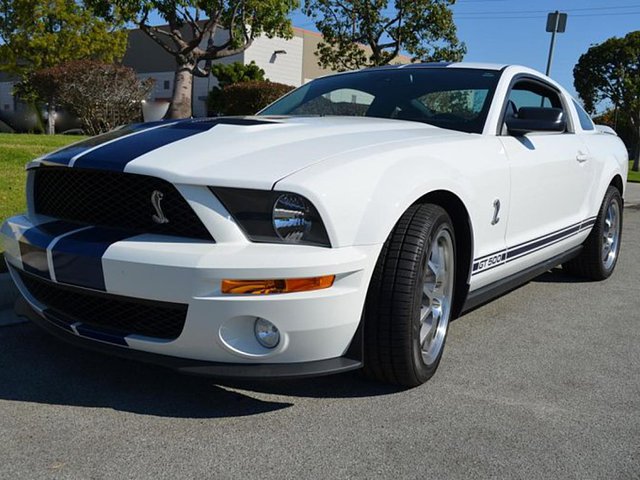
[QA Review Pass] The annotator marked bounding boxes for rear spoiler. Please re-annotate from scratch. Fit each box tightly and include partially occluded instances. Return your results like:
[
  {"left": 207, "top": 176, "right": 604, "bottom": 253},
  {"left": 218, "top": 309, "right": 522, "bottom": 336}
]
[{"left": 596, "top": 124, "right": 617, "bottom": 135}]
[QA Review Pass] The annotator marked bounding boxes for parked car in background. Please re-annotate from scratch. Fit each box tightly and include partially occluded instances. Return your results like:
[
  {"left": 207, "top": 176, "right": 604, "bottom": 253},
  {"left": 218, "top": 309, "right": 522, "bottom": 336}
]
[{"left": 1, "top": 63, "right": 628, "bottom": 387}]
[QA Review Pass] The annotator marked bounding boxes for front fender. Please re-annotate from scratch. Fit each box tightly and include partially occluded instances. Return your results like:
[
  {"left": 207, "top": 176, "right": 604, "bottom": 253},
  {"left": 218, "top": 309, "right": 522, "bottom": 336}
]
[{"left": 274, "top": 135, "right": 510, "bottom": 257}]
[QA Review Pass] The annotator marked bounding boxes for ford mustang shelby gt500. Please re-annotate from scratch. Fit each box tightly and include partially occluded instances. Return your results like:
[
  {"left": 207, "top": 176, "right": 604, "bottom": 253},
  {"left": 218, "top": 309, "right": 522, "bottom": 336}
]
[{"left": 1, "top": 63, "right": 628, "bottom": 387}]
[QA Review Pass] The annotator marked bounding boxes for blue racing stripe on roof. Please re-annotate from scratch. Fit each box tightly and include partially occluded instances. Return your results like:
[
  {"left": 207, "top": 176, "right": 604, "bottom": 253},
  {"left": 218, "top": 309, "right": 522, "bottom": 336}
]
[
  {"left": 72, "top": 121, "right": 214, "bottom": 172},
  {"left": 51, "top": 227, "right": 132, "bottom": 291}
]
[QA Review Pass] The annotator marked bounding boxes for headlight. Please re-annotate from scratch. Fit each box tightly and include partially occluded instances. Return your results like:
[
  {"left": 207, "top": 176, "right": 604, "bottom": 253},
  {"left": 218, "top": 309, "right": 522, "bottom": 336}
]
[
  {"left": 210, "top": 187, "right": 331, "bottom": 247},
  {"left": 272, "top": 193, "right": 313, "bottom": 242}
]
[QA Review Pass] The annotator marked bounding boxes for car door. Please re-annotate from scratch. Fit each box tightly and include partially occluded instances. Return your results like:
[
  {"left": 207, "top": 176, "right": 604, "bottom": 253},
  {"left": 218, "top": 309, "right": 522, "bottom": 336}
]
[{"left": 499, "top": 77, "right": 593, "bottom": 273}]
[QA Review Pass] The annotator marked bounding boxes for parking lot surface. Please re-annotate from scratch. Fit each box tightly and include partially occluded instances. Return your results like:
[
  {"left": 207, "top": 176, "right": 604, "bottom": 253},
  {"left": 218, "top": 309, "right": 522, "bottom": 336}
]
[{"left": 1, "top": 207, "right": 639, "bottom": 480}]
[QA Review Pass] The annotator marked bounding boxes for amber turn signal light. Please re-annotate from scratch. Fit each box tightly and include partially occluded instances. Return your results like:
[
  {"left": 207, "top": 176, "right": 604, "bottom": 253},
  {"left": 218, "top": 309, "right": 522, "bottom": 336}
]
[{"left": 221, "top": 275, "right": 335, "bottom": 295}]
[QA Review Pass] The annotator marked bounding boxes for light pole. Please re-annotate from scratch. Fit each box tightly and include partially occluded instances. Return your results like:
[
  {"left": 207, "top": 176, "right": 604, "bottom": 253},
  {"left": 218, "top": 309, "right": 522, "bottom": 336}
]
[{"left": 545, "top": 11, "right": 567, "bottom": 76}]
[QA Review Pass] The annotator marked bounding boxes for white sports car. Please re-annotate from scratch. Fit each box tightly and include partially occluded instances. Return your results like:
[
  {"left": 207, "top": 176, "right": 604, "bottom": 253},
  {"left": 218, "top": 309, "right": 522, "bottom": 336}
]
[{"left": 1, "top": 63, "right": 628, "bottom": 387}]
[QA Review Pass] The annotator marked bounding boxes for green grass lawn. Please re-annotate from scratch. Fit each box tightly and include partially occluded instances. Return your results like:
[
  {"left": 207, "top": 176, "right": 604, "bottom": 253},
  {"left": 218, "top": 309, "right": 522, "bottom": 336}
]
[
  {"left": 0, "top": 133, "right": 86, "bottom": 226},
  {"left": 629, "top": 161, "right": 640, "bottom": 183}
]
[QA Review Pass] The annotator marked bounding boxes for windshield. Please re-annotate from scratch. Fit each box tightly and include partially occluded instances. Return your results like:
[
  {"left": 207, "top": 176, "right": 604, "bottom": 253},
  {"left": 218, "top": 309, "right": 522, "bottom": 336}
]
[{"left": 260, "top": 67, "right": 501, "bottom": 134}]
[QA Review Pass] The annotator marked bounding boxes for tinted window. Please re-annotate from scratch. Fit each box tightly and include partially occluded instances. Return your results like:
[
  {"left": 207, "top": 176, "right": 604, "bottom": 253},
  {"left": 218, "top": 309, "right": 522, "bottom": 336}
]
[
  {"left": 260, "top": 68, "right": 502, "bottom": 134},
  {"left": 573, "top": 99, "right": 595, "bottom": 131},
  {"left": 291, "top": 88, "right": 374, "bottom": 116},
  {"left": 507, "top": 81, "right": 562, "bottom": 110},
  {"left": 502, "top": 80, "right": 567, "bottom": 134}
]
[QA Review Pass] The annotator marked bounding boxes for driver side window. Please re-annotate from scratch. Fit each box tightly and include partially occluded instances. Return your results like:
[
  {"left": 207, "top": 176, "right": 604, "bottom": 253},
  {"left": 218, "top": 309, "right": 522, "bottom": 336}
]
[{"left": 503, "top": 79, "right": 568, "bottom": 134}]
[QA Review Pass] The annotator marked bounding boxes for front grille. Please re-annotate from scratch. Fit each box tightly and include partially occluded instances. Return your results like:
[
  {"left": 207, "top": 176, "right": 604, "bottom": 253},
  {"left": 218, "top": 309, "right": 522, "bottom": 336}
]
[
  {"left": 33, "top": 167, "right": 213, "bottom": 241},
  {"left": 20, "top": 272, "right": 187, "bottom": 340}
]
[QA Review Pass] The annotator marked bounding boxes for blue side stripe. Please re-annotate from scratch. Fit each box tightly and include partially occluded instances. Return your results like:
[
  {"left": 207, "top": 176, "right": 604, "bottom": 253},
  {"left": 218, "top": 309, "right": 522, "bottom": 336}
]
[
  {"left": 506, "top": 224, "right": 581, "bottom": 260},
  {"left": 471, "top": 215, "right": 599, "bottom": 276},
  {"left": 72, "top": 121, "right": 214, "bottom": 172},
  {"left": 51, "top": 227, "right": 132, "bottom": 291},
  {"left": 41, "top": 122, "right": 165, "bottom": 166},
  {"left": 19, "top": 221, "right": 84, "bottom": 278}
]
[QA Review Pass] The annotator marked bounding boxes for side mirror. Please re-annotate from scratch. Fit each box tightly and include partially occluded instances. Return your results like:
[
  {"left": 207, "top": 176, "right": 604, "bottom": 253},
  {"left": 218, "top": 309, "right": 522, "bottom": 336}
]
[{"left": 506, "top": 107, "right": 566, "bottom": 136}]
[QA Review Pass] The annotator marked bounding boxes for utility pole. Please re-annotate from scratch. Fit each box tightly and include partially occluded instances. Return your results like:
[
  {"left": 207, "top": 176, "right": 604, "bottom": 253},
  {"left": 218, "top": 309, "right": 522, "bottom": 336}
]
[{"left": 545, "top": 11, "right": 567, "bottom": 76}]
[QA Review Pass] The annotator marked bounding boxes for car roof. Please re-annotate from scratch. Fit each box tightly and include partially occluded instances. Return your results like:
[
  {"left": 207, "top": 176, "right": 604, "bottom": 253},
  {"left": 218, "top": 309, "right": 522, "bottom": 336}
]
[{"left": 362, "top": 62, "right": 509, "bottom": 72}]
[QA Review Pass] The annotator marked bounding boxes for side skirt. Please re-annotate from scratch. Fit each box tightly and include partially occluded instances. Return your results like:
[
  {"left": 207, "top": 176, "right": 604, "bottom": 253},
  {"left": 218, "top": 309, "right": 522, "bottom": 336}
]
[{"left": 461, "top": 245, "right": 582, "bottom": 313}]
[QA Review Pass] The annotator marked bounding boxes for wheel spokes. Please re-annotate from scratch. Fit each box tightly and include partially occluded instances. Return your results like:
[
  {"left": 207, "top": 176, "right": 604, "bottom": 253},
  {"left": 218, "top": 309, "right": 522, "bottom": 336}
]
[
  {"left": 420, "top": 304, "right": 441, "bottom": 348},
  {"left": 601, "top": 201, "right": 620, "bottom": 269},
  {"left": 420, "top": 227, "right": 454, "bottom": 366}
]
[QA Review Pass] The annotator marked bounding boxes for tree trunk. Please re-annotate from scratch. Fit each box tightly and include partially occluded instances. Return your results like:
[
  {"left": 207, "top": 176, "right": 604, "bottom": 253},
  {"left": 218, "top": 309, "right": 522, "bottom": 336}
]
[
  {"left": 633, "top": 131, "right": 639, "bottom": 172},
  {"left": 168, "top": 63, "right": 194, "bottom": 119},
  {"left": 47, "top": 103, "right": 55, "bottom": 135}
]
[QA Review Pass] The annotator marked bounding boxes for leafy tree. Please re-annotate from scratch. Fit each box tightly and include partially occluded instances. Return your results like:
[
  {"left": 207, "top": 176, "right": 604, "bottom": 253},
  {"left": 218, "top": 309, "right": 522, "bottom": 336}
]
[
  {"left": 0, "top": 0, "right": 127, "bottom": 133},
  {"left": 91, "top": 0, "right": 298, "bottom": 119},
  {"left": 302, "top": 0, "right": 465, "bottom": 71},
  {"left": 19, "top": 61, "right": 154, "bottom": 135},
  {"left": 208, "top": 61, "right": 266, "bottom": 114},
  {"left": 594, "top": 109, "right": 635, "bottom": 162},
  {"left": 574, "top": 31, "right": 640, "bottom": 171}
]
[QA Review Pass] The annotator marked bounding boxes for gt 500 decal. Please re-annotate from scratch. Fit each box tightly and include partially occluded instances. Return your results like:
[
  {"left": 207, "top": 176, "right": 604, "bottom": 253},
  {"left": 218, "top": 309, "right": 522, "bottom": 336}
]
[
  {"left": 473, "top": 252, "right": 506, "bottom": 273},
  {"left": 471, "top": 216, "right": 598, "bottom": 276}
]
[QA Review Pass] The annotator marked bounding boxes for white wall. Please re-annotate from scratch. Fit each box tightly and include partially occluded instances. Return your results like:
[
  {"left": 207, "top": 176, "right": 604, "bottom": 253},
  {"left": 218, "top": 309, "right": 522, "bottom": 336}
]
[
  {"left": 243, "top": 34, "right": 303, "bottom": 87},
  {"left": 137, "top": 71, "right": 175, "bottom": 102}
]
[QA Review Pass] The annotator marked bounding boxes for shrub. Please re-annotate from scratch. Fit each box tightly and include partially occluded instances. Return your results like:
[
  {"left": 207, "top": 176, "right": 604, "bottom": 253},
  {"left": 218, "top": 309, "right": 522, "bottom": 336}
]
[
  {"left": 20, "top": 60, "right": 154, "bottom": 135},
  {"left": 219, "top": 81, "right": 295, "bottom": 115},
  {"left": 207, "top": 61, "right": 266, "bottom": 114}
]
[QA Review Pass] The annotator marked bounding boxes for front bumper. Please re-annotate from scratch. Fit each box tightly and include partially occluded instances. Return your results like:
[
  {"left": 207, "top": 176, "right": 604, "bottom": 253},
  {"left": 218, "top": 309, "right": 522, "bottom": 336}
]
[
  {"left": 15, "top": 295, "right": 363, "bottom": 379},
  {"left": 2, "top": 214, "right": 380, "bottom": 374}
]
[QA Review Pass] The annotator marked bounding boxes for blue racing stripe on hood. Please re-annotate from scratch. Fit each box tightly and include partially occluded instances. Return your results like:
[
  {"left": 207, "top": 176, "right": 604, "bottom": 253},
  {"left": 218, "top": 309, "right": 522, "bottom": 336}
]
[
  {"left": 72, "top": 121, "right": 215, "bottom": 172},
  {"left": 41, "top": 122, "right": 166, "bottom": 166},
  {"left": 51, "top": 227, "right": 132, "bottom": 290},
  {"left": 69, "top": 117, "right": 276, "bottom": 172}
]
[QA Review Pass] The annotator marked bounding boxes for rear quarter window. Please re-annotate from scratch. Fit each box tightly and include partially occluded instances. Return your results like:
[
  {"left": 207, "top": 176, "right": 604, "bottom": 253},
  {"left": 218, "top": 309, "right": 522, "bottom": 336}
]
[{"left": 573, "top": 99, "right": 595, "bottom": 131}]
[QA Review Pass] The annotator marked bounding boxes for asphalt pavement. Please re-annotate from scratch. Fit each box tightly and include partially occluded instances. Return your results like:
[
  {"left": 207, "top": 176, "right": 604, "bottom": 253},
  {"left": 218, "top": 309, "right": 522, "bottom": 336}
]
[{"left": 0, "top": 208, "right": 639, "bottom": 480}]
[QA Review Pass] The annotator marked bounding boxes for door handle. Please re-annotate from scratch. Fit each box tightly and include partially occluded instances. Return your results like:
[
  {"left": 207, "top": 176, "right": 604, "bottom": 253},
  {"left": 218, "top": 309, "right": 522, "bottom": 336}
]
[{"left": 576, "top": 152, "right": 589, "bottom": 163}]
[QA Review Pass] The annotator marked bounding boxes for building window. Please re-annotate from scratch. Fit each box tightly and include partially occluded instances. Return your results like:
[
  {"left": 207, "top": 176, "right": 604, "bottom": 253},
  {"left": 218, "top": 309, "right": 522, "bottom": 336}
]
[
  {"left": 3, "top": 104, "right": 9, "bottom": 111},
  {"left": 163, "top": 80, "right": 171, "bottom": 90}
]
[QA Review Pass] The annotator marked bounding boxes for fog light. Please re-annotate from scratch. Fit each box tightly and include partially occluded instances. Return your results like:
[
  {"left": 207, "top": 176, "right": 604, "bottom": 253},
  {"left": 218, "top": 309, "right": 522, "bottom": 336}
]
[{"left": 254, "top": 318, "right": 280, "bottom": 348}]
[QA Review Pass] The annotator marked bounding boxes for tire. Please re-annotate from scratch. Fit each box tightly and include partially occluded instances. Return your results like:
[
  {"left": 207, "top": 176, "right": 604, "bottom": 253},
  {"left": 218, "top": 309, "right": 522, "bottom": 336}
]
[
  {"left": 563, "top": 186, "right": 623, "bottom": 280},
  {"left": 363, "top": 203, "right": 456, "bottom": 387}
]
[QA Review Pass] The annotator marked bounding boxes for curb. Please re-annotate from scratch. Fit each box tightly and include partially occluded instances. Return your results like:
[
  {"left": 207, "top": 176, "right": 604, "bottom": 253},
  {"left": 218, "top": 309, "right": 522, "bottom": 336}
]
[{"left": 0, "top": 272, "right": 19, "bottom": 310}]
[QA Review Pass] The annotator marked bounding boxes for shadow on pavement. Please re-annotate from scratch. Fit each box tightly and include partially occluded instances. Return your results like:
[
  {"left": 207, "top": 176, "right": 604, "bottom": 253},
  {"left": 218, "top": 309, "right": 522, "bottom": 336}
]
[
  {"left": 531, "top": 267, "right": 594, "bottom": 284},
  {"left": 0, "top": 322, "right": 401, "bottom": 418}
]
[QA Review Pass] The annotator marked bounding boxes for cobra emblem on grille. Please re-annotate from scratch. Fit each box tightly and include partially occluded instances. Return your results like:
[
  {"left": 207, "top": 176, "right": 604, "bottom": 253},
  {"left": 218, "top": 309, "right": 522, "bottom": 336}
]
[{"left": 151, "top": 190, "right": 169, "bottom": 224}]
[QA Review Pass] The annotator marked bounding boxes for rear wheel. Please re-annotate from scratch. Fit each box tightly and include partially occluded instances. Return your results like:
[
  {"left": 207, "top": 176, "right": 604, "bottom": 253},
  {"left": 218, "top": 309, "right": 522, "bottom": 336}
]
[
  {"left": 363, "top": 204, "right": 455, "bottom": 387},
  {"left": 563, "top": 186, "right": 623, "bottom": 280}
]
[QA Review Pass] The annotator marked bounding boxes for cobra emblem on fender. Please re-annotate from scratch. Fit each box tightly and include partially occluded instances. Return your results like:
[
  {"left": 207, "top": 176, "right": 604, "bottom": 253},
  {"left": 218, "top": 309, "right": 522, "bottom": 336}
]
[
  {"left": 491, "top": 199, "right": 501, "bottom": 225},
  {"left": 151, "top": 190, "right": 169, "bottom": 224}
]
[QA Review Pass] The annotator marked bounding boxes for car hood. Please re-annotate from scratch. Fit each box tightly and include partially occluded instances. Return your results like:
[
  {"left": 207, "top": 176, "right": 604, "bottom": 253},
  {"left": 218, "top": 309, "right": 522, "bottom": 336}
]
[{"left": 37, "top": 116, "right": 464, "bottom": 189}]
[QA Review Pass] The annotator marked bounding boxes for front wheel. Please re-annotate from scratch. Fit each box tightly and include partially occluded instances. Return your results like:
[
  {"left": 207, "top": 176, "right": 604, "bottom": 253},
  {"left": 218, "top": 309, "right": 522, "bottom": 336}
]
[
  {"left": 363, "top": 204, "right": 456, "bottom": 387},
  {"left": 563, "top": 186, "right": 623, "bottom": 280}
]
